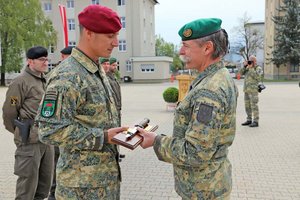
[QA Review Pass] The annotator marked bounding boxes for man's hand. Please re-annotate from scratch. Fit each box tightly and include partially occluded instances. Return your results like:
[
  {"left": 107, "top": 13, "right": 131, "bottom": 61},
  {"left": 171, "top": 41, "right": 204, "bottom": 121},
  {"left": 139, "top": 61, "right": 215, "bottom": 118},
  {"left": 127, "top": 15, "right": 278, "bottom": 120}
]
[
  {"left": 107, "top": 127, "right": 128, "bottom": 144},
  {"left": 137, "top": 127, "right": 157, "bottom": 149}
]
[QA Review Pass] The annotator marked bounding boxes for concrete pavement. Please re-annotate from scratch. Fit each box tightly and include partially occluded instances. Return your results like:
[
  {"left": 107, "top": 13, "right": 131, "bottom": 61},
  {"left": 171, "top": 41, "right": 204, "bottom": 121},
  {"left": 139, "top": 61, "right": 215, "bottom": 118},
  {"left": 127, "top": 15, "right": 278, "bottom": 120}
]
[{"left": 0, "top": 80, "right": 299, "bottom": 199}]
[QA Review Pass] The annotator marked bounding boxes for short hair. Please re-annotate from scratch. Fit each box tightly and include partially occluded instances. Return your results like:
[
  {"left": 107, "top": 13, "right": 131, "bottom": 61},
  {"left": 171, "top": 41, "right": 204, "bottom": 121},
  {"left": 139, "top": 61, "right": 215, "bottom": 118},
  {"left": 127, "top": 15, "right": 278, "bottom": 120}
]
[{"left": 195, "top": 29, "right": 229, "bottom": 59}]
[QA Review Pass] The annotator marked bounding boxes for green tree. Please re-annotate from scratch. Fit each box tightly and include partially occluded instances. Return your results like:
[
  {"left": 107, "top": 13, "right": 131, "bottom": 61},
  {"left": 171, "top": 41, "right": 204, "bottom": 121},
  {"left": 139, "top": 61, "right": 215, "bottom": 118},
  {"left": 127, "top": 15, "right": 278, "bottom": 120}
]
[
  {"left": 231, "top": 13, "right": 264, "bottom": 60},
  {"left": 155, "top": 35, "right": 183, "bottom": 72},
  {"left": 0, "top": 0, "right": 57, "bottom": 86},
  {"left": 270, "top": 0, "right": 300, "bottom": 74}
]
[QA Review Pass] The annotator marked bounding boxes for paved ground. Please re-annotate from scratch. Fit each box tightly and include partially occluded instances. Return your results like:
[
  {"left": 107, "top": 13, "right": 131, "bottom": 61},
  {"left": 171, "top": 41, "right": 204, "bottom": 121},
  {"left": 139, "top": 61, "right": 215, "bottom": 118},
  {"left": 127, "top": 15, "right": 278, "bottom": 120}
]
[{"left": 0, "top": 80, "right": 300, "bottom": 200}]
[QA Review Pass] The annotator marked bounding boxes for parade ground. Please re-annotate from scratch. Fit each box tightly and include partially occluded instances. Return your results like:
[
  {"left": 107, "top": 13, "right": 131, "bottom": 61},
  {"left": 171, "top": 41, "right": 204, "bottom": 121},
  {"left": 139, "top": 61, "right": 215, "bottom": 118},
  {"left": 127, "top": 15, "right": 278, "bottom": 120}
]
[{"left": 0, "top": 80, "right": 299, "bottom": 200}]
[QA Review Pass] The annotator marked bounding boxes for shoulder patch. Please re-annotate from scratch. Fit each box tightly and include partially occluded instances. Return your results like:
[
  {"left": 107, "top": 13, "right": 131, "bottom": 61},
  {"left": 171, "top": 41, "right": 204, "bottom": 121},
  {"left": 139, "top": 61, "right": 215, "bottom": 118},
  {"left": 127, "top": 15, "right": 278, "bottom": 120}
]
[
  {"left": 41, "top": 89, "right": 58, "bottom": 118},
  {"left": 197, "top": 103, "right": 213, "bottom": 125},
  {"left": 10, "top": 96, "right": 18, "bottom": 106}
]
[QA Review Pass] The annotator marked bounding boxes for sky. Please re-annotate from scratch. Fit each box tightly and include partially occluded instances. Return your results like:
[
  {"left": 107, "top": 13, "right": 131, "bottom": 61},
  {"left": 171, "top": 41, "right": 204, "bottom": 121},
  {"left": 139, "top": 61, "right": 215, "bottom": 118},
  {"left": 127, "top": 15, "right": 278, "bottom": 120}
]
[{"left": 155, "top": 0, "right": 265, "bottom": 45}]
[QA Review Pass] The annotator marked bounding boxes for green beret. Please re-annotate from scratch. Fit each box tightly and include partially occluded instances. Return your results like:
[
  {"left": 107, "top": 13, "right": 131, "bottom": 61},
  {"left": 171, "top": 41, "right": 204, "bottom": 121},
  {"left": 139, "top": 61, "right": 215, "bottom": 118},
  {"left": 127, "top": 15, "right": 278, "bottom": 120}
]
[
  {"left": 178, "top": 18, "right": 222, "bottom": 41},
  {"left": 100, "top": 57, "right": 109, "bottom": 64},
  {"left": 109, "top": 57, "right": 117, "bottom": 64}
]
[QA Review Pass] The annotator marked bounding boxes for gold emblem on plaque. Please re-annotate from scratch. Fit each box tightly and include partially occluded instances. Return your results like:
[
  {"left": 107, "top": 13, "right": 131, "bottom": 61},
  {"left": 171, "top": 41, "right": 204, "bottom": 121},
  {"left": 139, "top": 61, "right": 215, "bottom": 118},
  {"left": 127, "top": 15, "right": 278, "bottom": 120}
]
[{"left": 183, "top": 29, "right": 192, "bottom": 38}]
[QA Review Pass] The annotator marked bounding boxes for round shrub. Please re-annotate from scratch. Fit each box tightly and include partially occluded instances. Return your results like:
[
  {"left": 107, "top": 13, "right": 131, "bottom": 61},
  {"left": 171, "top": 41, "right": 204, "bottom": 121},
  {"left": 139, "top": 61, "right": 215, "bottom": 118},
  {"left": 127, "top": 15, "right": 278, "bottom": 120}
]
[{"left": 163, "top": 87, "right": 179, "bottom": 103}]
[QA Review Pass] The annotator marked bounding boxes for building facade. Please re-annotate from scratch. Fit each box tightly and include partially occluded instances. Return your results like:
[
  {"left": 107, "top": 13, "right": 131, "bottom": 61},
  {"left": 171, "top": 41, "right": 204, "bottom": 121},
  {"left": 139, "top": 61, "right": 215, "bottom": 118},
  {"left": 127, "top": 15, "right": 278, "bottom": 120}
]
[
  {"left": 264, "top": 0, "right": 300, "bottom": 80},
  {"left": 40, "top": 0, "right": 172, "bottom": 82}
]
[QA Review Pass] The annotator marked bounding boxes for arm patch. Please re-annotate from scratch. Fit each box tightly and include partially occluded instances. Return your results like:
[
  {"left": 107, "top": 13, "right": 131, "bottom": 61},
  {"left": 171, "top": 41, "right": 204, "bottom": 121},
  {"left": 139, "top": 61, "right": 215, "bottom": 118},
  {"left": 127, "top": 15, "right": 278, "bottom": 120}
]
[{"left": 196, "top": 103, "right": 213, "bottom": 125}]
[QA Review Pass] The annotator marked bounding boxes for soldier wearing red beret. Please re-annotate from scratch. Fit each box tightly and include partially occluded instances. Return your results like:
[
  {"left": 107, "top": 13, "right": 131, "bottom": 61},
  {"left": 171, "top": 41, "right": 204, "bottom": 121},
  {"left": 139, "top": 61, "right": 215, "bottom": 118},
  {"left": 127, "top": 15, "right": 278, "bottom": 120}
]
[{"left": 35, "top": 5, "right": 128, "bottom": 200}]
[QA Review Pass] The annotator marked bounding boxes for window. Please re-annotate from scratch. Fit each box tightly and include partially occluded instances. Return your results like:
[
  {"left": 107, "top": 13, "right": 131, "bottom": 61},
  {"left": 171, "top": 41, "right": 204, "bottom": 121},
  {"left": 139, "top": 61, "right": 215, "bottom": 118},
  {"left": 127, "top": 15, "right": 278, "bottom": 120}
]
[
  {"left": 290, "top": 65, "right": 299, "bottom": 72},
  {"left": 44, "top": 2, "right": 52, "bottom": 11},
  {"left": 68, "top": 41, "right": 76, "bottom": 47},
  {"left": 49, "top": 44, "right": 55, "bottom": 54},
  {"left": 126, "top": 60, "right": 132, "bottom": 72},
  {"left": 68, "top": 19, "right": 75, "bottom": 30},
  {"left": 91, "top": 0, "right": 100, "bottom": 4},
  {"left": 67, "top": 0, "right": 74, "bottom": 8},
  {"left": 141, "top": 64, "right": 155, "bottom": 73},
  {"left": 118, "top": 0, "right": 125, "bottom": 6},
  {"left": 120, "top": 17, "right": 126, "bottom": 28},
  {"left": 118, "top": 40, "right": 126, "bottom": 51}
]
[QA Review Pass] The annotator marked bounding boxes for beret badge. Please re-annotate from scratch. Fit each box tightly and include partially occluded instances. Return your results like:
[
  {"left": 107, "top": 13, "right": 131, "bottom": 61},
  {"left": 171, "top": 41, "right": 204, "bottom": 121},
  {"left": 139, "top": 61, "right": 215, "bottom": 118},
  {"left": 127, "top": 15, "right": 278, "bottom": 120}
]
[{"left": 183, "top": 29, "right": 192, "bottom": 38}]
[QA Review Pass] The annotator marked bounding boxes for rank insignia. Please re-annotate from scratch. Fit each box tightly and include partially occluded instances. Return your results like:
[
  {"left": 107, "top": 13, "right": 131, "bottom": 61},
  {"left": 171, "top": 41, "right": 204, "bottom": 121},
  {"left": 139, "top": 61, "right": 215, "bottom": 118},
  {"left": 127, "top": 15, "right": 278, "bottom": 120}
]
[
  {"left": 183, "top": 29, "right": 192, "bottom": 38},
  {"left": 10, "top": 96, "right": 18, "bottom": 106},
  {"left": 197, "top": 103, "right": 213, "bottom": 125},
  {"left": 41, "top": 90, "right": 58, "bottom": 118}
]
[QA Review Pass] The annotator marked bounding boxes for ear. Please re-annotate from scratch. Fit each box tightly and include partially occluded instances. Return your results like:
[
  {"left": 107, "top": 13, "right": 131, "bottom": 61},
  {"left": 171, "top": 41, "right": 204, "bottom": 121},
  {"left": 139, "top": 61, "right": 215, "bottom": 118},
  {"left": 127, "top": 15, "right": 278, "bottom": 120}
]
[
  {"left": 27, "top": 59, "right": 33, "bottom": 66},
  {"left": 203, "top": 41, "right": 214, "bottom": 56},
  {"left": 85, "top": 29, "right": 93, "bottom": 40}
]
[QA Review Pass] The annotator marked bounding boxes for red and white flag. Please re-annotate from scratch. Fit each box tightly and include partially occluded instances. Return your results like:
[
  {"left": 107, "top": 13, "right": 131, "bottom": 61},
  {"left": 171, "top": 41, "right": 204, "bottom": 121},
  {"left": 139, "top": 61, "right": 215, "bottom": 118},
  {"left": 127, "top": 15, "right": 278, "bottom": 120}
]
[{"left": 59, "top": 4, "right": 68, "bottom": 47}]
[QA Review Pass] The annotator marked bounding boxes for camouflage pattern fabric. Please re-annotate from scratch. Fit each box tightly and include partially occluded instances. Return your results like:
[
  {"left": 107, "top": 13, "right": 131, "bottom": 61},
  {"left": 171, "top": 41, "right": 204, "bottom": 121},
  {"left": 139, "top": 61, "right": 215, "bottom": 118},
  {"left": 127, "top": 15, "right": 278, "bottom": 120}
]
[
  {"left": 153, "top": 62, "right": 238, "bottom": 199},
  {"left": 239, "top": 65, "right": 263, "bottom": 122},
  {"left": 35, "top": 48, "right": 121, "bottom": 196}
]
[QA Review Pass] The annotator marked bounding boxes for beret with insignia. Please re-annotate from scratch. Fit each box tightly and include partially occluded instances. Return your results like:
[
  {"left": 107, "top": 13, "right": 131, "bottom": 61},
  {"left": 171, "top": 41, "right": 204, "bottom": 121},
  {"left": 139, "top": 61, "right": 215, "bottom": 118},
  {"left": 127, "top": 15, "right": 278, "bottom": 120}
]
[
  {"left": 60, "top": 46, "right": 73, "bottom": 55},
  {"left": 178, "top": 18, "right": 222, "bottom": 41},
  {"left": 26, "top": 46, "right": 48, "bottom": 59},
  {"left": 78, "top": 5, "right": 122, "bottom": 34},
  {"left": 100, "top": 57, "right": 109, "bottom": 64},
  {"left": 109, "top": 57, "right": 117, "bottom": 65}
]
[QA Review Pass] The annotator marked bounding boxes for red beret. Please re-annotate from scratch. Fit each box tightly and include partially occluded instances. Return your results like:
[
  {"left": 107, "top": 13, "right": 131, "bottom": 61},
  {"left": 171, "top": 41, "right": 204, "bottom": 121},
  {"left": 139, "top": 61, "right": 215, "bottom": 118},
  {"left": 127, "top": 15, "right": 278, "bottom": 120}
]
[{"left": 78, "top": 5, "right": 122, "bottom": 34}]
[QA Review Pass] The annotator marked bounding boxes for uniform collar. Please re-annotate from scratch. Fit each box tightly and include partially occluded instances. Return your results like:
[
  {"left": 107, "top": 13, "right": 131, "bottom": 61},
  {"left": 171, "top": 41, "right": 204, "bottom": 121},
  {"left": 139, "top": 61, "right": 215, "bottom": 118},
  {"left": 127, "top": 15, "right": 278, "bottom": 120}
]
[
  {"left": 190, "top": 61, "right": 224, "bottom": 90},
  {"left": 71, "top": 47, "right": 99, "bottom": 74},
  {"left": 25, "top": 66, "right": 46, "bottom": 80}
]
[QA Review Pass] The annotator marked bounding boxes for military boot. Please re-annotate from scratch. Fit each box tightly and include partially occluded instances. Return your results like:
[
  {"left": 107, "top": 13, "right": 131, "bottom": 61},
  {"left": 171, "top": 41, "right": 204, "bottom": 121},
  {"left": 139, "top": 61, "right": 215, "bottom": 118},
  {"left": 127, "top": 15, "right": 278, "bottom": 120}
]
[
  {"left": 249, "top": 122, "right": 259, "bottom": 127},
  {"left": 241, "top": 121, "right": 252, "bottom": 126}
]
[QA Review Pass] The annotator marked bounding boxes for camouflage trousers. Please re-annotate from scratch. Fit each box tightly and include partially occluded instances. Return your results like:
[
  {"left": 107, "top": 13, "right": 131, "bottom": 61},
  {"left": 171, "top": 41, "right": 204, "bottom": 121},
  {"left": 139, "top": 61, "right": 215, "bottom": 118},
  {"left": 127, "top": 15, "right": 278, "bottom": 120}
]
[
  {"left": 55, "top": 183, "right": 120, "bottom": 200},
  {"left": 244, "top": 92, "right": 259, "bottom": 122}
]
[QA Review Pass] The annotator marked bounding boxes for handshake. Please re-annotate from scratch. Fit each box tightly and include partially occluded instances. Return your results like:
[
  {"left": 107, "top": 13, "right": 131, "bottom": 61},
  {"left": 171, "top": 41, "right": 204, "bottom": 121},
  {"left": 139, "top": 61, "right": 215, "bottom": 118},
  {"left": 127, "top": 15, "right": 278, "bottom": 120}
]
[{"left": 106, "top": 118, "right": 158, "bottom": 149}]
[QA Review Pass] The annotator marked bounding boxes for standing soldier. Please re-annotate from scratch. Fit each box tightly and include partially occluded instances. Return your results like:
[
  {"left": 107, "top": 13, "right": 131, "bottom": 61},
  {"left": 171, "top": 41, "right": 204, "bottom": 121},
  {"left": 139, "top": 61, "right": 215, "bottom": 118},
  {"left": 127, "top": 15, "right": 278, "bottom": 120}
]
[
  {"left": 48, "top": 46, "right": 73, "bottom": 200},
  {"left": 240, "top": 55, "right": 263, "bottom": 127},
  {"left": 2, "top": 46, "right": 54, "bottom": 200},
  {"left": 139, "top": 18, "right": 238, "bottom": 199},
  {"left": 35, "top": 5, "right": 127, "bottom": 199}
]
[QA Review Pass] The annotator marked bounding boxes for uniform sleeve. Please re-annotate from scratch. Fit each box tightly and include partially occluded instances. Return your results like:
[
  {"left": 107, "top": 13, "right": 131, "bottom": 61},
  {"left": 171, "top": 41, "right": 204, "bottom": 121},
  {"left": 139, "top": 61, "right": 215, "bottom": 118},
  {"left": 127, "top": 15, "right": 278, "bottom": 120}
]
[
  {"left": 2, "top": 80, "right": 24, "bottom": 133},
  {"left": 35, "top": 79, "right": 105, "bottom": 151},
  {"left": 153, "top": 89, "right": 226, "bottom": 166},
  {"left": 256, "top": 66, "right": 264, "bottom": 83},
  {"left": 239, "top": 66, "right": 247, "bottom": 75}
]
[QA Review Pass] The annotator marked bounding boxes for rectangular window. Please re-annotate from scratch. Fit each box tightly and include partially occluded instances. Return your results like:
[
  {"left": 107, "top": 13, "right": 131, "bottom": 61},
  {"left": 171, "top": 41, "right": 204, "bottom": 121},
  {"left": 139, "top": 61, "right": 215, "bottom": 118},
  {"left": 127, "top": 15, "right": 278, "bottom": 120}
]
[
  {"left": 91, "top": 0, "right": 100, "bottom": 5},
  {"left": 44, "top": 2, "right": 52, "bottom": 11},
  {"left": 290, "top": 65, "right": 299, "bottom": 72},
  {"left": 118, "top": 40, "right": 126, "bottom": 51},
  {"left": 141, "top": 64, "right": 155, "bottom": 73},
  {"left": 120, "top": 17, "right": 126, "bottom": 28},
  {"left": 68, "top": 41, "right": 76, "bottom": 47},
  {"left": 68, "top": 19, "right": 75, "bottom": 30},
  {"left": 49, "top": 44, "right": 55, "bottom": 54},
  {"left": 67, "top": 0, "right": 74, "bottom": 8},
  {"left": 126, "top": 60, "right": 132, "bottom": 72},
  {"left": 118, "top": 0, "right": 125, "bottom": 6}
]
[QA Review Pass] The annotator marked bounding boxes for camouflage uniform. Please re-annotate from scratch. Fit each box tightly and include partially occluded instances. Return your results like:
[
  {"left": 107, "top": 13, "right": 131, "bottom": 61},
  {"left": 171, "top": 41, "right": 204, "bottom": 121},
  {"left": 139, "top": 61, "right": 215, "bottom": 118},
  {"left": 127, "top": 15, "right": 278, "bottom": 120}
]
[
  {"left": 2, "top": 66, "right": 54, "bottom": 200},
  {"left": 35, "top": 48, "right": 121, "bottom": 200},
  {"left": 106, "top": 71, "right": 122, "bottom": 125},
  {"left": 153, "top": 62, "right": 238, "bottom": 199},
  {"left": 239, "top": 65, "right": 263, "bottom": 123}
]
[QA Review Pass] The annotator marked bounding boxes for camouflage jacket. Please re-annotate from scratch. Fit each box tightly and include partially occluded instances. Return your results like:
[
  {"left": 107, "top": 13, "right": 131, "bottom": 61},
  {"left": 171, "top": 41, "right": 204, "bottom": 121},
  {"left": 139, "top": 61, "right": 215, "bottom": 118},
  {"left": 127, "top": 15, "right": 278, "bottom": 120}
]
[
  {"left": 240, "top": 65, "right": 263, "bottom": 93},
  {"left": 2, "top": 67, "right": 46, "bottom": 145},
  {"left": 106, "top": 72, "right": 121, "bottom": 112},
  {"left": 35, "top": 48, "right": 120, "bottom": 188},
  {"left": 153, "top": 62, "right": 238, "bottom": 199}
]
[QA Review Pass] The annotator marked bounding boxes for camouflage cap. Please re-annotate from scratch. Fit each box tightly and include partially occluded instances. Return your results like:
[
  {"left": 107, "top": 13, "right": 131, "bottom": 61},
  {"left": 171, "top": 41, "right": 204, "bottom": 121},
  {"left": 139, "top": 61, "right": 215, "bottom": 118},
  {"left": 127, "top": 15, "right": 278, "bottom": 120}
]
[
  {"left": 100, "top": 57, "right": 109, "bottom": 64},
  {"left": 109, "top": 57, "right": 117, "bottom": 65},
  {"left": 178, "top": 18, "right": 222, "bottom": 41}
]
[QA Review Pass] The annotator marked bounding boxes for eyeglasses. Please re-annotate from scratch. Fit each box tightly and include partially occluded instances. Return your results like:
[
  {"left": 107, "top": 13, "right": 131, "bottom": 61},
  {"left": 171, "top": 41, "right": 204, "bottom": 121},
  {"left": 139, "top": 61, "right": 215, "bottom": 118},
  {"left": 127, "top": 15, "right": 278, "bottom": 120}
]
[{"left": 35, "top": 57, "right": 50, "bottom": 63}]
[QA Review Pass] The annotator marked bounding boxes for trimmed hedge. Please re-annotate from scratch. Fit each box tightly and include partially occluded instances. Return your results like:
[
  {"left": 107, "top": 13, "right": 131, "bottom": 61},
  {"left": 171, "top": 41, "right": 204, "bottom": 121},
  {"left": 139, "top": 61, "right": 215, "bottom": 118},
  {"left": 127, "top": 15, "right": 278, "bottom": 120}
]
[{"left": 163, "top": 87, "right": 179, "bottom": 103}]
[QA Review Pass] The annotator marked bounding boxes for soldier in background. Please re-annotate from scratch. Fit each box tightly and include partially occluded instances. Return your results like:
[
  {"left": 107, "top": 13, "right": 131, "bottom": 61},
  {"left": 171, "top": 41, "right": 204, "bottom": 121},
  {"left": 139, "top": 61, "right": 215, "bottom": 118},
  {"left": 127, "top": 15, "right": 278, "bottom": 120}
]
[
  {"left": 2, "top": 46, "right": 54, "bottom": 200},
  {"left": 48, "top": 46, "right": 73, "bottom": 200},
  {"left": 35, "top": 5, "right": 127, "bottom": 199},
  {"left": 240, "top": 55, "right": 263, "bottom": 127},
  {"left": 138, "top": 18, "right": 238, "bottom": 199}
]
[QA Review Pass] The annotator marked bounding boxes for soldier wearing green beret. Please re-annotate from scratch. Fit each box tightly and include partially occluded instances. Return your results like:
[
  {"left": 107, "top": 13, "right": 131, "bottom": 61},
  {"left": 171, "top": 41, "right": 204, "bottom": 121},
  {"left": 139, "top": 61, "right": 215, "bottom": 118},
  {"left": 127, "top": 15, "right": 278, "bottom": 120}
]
[
  {"left": 240, "top": 55, "right": 263, "bottom": 127},
  {"left": 139, "top": 18, "right": 238, "bottom": 199},
  {"left": 35, "top": 5, "right": 128, "bottom": 200}
]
